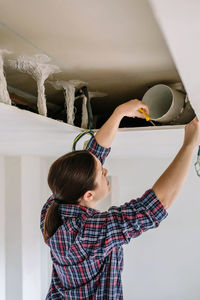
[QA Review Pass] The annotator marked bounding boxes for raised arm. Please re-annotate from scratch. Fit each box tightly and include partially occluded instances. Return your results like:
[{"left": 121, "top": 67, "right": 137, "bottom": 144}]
[
  {"left": 94, "top": 99, "right": 149, "bottom": 148},
  {"left": 153, "top": 117, "right": 200, "bottom": 210}
]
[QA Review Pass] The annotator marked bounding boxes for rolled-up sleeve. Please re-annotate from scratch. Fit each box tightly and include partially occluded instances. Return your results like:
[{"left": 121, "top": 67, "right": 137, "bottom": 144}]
[
  {"left": 81, "top": 188, "right": 168, "bottom": 257},
  {"left": 86, "top": 135, "right": 111, "bottom": 165}
]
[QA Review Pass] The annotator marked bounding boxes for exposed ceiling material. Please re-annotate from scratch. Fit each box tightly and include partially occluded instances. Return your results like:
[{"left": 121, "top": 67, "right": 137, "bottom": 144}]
[
  {"left": 8, "top": 85, "right": 61, "bottom": 111},
  {"left": 8, "top": 54, "right": 60, "bottom": 116},
  {"left": 49, "top": 80, "right": 87, "bottom": 126},
  {"left": 0, "top": 0, "right": 183, "bottom": 128},
  {"left": 0, "top": 49, "right": 11, "bottom": 105}
]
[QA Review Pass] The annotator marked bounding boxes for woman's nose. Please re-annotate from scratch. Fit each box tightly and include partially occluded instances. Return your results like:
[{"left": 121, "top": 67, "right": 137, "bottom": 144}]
[{"left": 104, "top": 168, "right": 108, "bottom": 176}]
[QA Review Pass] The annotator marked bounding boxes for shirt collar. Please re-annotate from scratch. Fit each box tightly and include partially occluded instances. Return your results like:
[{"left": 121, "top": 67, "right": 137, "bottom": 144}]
[{"left": 59, "top": 203, "right": 100, "bottom": 218}]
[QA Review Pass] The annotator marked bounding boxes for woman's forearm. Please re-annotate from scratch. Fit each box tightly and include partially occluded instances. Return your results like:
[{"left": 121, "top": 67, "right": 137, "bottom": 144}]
[
  {"left": 152, "top": 144, "right": 195, "bottom": 210},
  {"left": 94, "top": 100, "right": 149, "bottom": 148},
  {"left": 94, "top": 108, "right": 124, "bottom": 148}
]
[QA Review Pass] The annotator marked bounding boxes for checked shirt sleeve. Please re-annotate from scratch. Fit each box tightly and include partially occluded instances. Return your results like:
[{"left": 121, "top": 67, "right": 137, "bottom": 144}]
[
  {"left": 86, "top": 135, "right": 111, "bottom": 165},
  {"left": 81, "top": 188, "right": 168, "bottom": 257}
]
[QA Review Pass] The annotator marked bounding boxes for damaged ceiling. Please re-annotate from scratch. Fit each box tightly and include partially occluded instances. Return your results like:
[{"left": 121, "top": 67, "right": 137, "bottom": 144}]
[{"left": 0, "top": 0, "right": 182, "bottom": 128}]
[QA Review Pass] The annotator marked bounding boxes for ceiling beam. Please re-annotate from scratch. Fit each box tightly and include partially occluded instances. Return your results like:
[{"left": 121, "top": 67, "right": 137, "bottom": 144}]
[{"left": 0, "top": 103, "right": 185, "bottom": 157}]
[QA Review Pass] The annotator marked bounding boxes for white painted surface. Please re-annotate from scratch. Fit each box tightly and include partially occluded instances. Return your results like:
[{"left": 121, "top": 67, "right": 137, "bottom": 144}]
[
  {"left": 106, "top": 155, "right": 200, "bottom": 300},
  {"left": 0, "top": 0, "right": 178, "bottom": 100},
  {"left": 1, "top": 156, "right": 55, "bottom": 300},
  {"left": 0, "top": 102, "right": 186, "bottom": 157},
  {"left": 0, "top": 157, "right": 6, "bottom": 300},
  {"left": 5, "top": 157, "right": 22, "bottom": 300},
  {"left": 149, "top": 0, "right": 200, "bottom": 120},
  {"left": 21, "top": 156, "right": 43, "bottom": 300},
  {"left": 0, "top": 103, "right": 80, "bottom": 156}
]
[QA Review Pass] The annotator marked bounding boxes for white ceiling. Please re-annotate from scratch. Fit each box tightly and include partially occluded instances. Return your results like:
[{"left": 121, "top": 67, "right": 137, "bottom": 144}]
[
  {"left": 150, "top": 0, "right": 200, "bottom": 120},
  {"left": 0, "top": 102, "right": 185, "bottom": 157},
  {"left": 1, "top": 4, "right": 199, "bottom": 298},
  {"left": 1, "top": 0, "right": 199, "bottom": 157},
  {"left": 0, "top": 0, "right": 180, "bottom": 108}
]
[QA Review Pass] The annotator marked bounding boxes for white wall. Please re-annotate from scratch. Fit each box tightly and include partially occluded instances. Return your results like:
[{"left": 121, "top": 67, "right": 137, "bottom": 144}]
[
  {"left": 0, "top": 156, "right": 54, "bottom": 300},
  {"left": 106, "top": 154, "right": 200, "bottom": 300},
  {"left": 5, "top": 157, "right": 22, "bottom": 300},
  {"left": 1, "top": 151, "right": 199, "bottom": 300},
  {"left": 0, "top": 157, "right": 6, "bottom": 300}
]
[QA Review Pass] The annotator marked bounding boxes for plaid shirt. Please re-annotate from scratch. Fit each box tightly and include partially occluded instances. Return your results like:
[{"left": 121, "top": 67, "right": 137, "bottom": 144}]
[{"left": 40, "top": 136, "right": 168, "bottom": 299}]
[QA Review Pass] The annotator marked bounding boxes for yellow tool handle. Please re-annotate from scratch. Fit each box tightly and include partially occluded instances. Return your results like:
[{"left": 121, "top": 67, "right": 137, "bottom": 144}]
[{"left": 138, "top": 108, "right": 150, "bottom": 121}]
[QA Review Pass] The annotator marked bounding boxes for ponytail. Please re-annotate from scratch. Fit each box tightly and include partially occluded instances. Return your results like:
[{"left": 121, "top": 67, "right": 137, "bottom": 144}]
[{"left": 43, "top": 150, "right": 97, "bottom": 242}]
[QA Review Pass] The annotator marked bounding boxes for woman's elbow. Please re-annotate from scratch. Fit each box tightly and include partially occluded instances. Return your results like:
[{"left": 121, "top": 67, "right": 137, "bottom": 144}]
[{"left": 152, "top": 186, "right": 175, "bottom": 210}]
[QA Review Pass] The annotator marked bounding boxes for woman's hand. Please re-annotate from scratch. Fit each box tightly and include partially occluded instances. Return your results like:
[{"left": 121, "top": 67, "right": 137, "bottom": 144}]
[
  {"left": 94, "top": 99, "right": 150, "bottom": 148},
  {"left": 115, "top": 99, "right": 150, "bottom": 119},
  {"left": 183, "top": 117, "right": 200, "bottom": 149}
]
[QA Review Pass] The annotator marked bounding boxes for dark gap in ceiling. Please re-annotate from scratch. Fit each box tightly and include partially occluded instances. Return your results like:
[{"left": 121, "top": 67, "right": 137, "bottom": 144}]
[{"left": 5, "top": 65, "right": 192, "bottom": 129}]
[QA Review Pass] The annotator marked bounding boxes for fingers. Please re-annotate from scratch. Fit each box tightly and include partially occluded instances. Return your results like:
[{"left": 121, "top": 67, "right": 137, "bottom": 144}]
[
  {"left": 136, "top": 112, "right": 147, "bottom": 119},
  {"left": 124, "top": 99, "right": 150, "bottom": 118},
  {"left": 133, "top": 100, "right": 150, "bottom": 115},
  {"left": 188, "top": 116, "right": 199, "bottom": 126},
  {"left": 140, "top": 102, "right": 150, "bottom": 115},
  {"left": 191, "top": 116, "right": 199, "bottom": 122}
]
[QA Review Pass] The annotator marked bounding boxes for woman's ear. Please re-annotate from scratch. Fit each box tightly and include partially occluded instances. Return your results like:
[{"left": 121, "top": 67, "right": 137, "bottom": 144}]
[{"left": 80, "top": 190, "right": 95, "bottom": 204}]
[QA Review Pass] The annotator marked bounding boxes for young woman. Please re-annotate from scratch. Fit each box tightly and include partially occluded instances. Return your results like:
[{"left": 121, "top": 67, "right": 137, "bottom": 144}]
[{"left": 40, "top": 99, "right": 200, "bottom": 299}]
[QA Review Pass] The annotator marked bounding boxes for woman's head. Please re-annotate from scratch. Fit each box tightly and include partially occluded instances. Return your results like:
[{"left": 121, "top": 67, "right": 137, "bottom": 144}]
[
  {"left": 48, "top": 150, "right": 110, "bottom": 205},
  {"left": 43, "top": 150, "right": 110, "bottom": 241},
  {"left": 48, "top": 150, "right": 97, "bottom": 204}
]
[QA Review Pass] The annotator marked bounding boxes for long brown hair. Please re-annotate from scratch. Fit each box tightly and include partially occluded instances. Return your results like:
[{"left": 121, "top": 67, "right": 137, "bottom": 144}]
[{"left": 43, "top": 150, "right": 98, "bottom": 242}]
